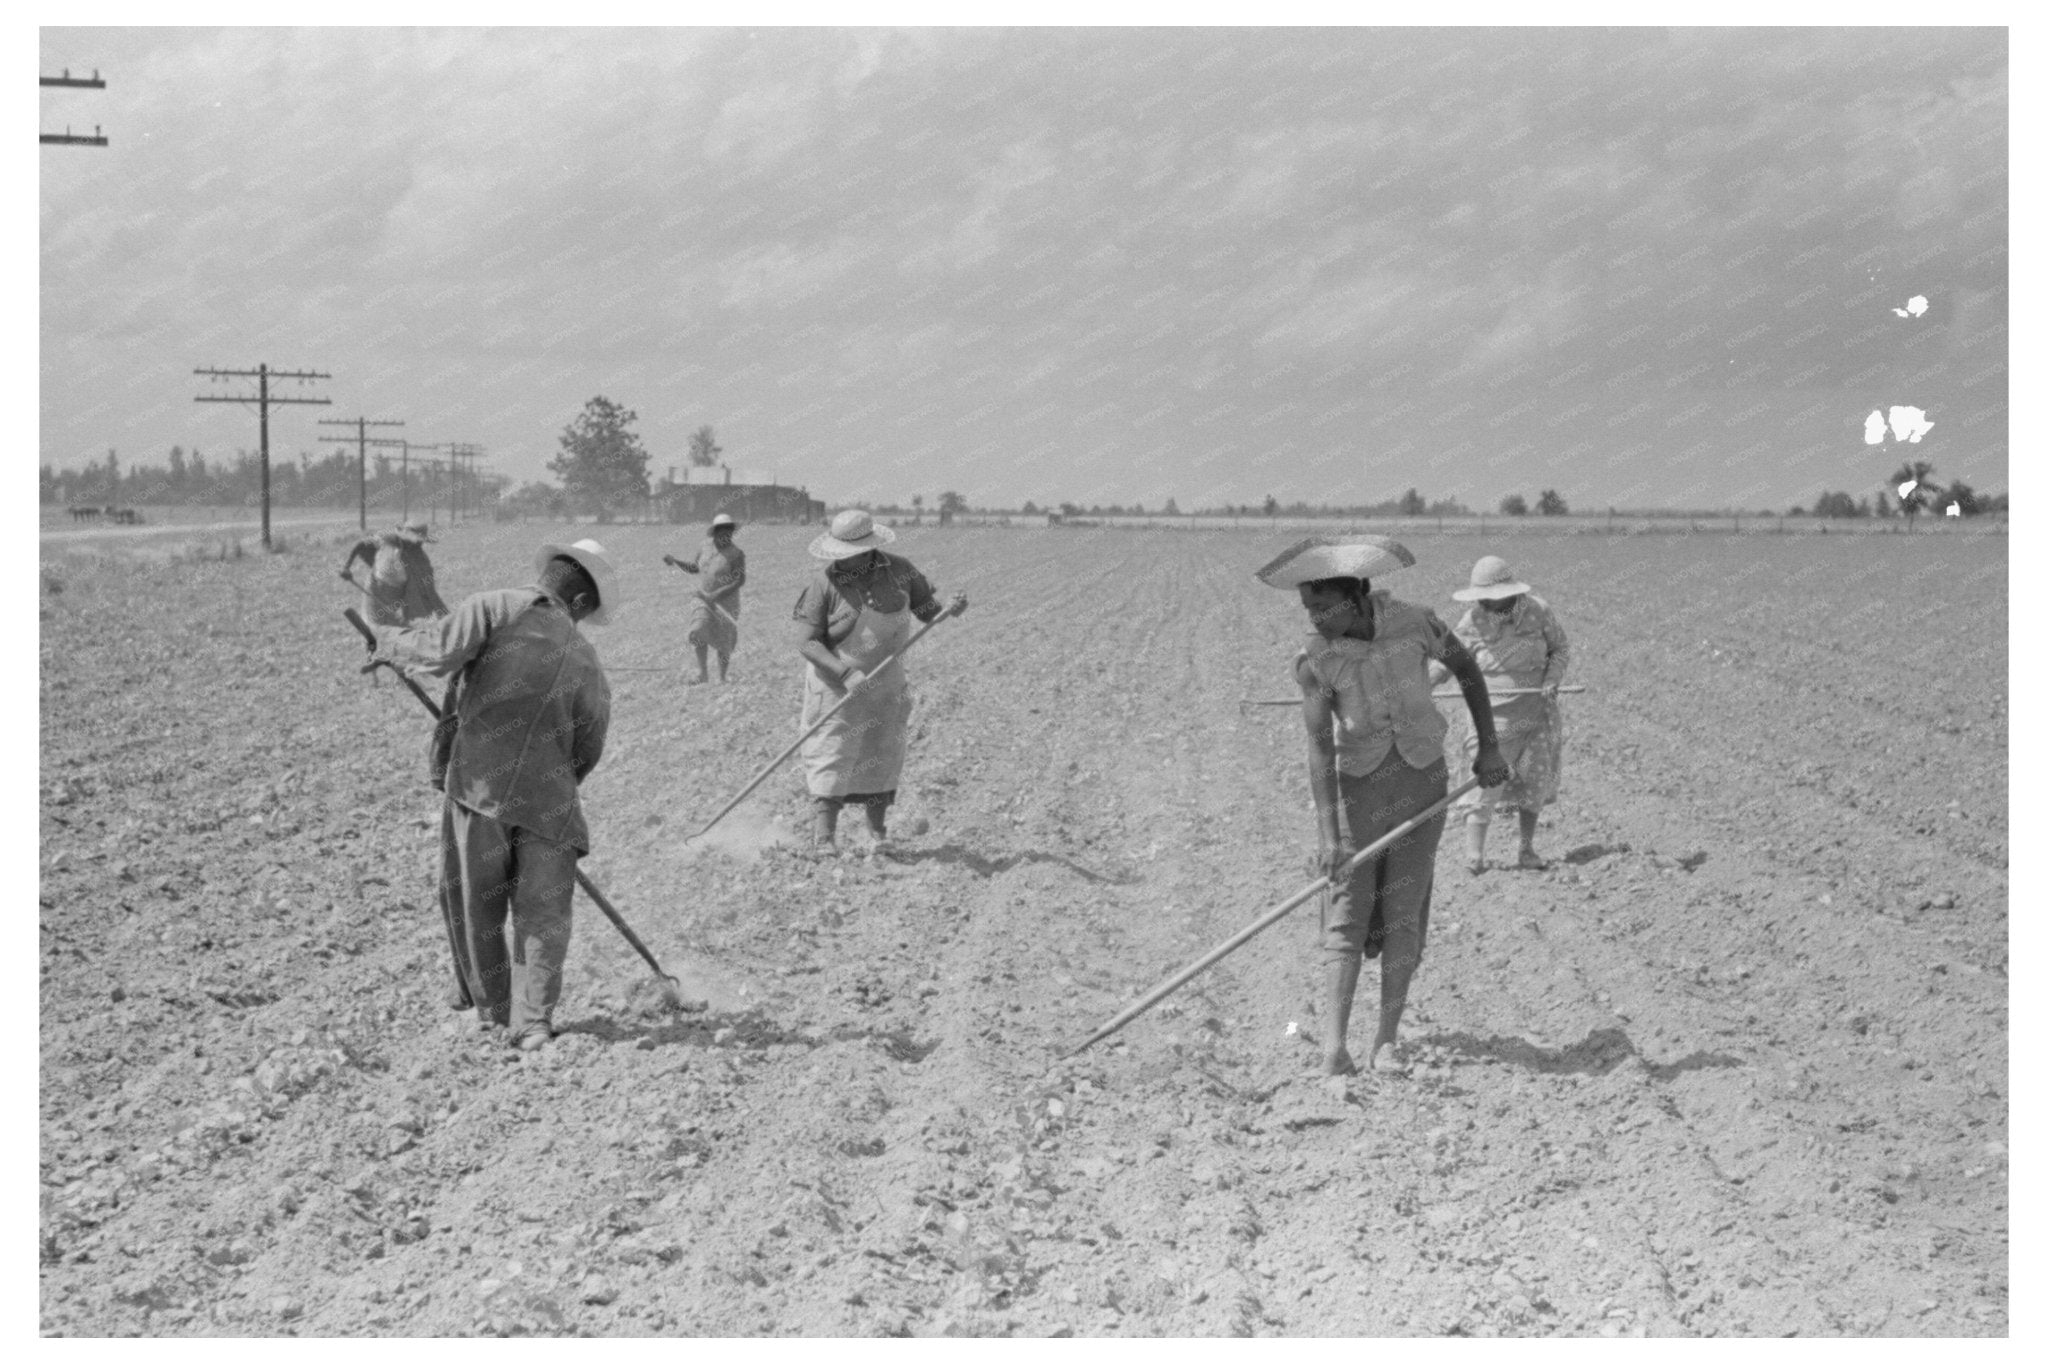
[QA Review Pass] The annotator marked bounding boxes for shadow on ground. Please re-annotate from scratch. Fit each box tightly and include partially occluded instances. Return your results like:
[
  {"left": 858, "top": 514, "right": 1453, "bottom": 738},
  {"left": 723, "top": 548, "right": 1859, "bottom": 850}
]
[
  {"left": 560, "top": 1010, "right": 939, "bottom": 1063},
  {"left": 1424, "top": 1025, "right": 1744, "bottom": 1082},
  {"left": 892, "top": 842, "right": 1138, "bottom": 885}
]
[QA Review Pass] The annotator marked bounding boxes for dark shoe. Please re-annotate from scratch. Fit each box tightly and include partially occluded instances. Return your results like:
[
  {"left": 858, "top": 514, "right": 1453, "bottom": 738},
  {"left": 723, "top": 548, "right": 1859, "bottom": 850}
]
[{"left": 446, "top": 981, "right": 473, "bottom": 1010}]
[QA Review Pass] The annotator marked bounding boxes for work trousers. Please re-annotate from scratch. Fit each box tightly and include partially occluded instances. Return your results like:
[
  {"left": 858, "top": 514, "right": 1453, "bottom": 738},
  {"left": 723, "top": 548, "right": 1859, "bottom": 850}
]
[
  {"left": 438, "top": 799, "right": 578, "bottom": 1036},
  {"left": 1320, "top": 752, "right": 1447, "bottom": 970}
]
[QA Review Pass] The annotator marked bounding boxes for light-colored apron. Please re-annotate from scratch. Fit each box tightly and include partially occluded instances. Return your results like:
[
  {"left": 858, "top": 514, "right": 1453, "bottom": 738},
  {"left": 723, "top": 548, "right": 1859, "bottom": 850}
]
[{"left": 799, "top": 594, "right": 915, "bottom": 798}]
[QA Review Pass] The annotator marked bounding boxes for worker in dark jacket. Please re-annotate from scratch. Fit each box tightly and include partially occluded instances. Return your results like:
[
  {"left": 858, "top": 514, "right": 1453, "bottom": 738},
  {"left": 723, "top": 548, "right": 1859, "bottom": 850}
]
[
  {"left": 368, "top": 539, "right": 616, "bottom": 1051},
  {"left": 343, "top": 521, "right": 447, "bottom": 625}
]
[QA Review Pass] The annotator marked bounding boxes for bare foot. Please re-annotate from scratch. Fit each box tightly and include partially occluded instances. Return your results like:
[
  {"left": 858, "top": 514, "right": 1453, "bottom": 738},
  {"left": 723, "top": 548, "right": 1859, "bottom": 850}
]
[
  {"left": 1465, "top": 857, "right": 1485, "bottom": 876},
  {"left": 1321, "top": 1047, "right": 1358, "bottom": 1078},
  {"left": 1369, "top": 1042, "right": 1410, "bottom": 1075},
  {"left": 1517, "top": 848, "right": 1548, "bottom": 870}
]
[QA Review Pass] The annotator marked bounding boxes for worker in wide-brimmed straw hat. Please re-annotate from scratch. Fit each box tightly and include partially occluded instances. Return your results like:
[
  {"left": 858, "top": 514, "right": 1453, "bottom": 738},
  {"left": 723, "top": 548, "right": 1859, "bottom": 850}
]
[
  {"left": 1255, "top": 535, "right": 1508, "bottom": 1079},
  {"left": 363, "top": 538, "right": 617, "bottom": 1052},
  {"left": 663, "top": 512, "right": 746, "bottom": 684},
  {"left": 791, "top": 509, "right": 967, "bottom": 856},
  {"left": 1431, "top": 554, "right": 1571, "bottom": 874}
]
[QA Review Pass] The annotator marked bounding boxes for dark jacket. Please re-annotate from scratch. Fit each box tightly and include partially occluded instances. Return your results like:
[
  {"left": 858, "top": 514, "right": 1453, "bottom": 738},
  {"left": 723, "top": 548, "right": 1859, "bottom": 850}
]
[{"left": 375, "top": 587, "right": 610, "bottom": 852}]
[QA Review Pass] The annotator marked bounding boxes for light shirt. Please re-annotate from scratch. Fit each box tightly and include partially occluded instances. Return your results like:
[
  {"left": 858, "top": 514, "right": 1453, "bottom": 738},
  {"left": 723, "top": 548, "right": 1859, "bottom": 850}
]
[
  {"left": 1452, "top": 594, "right": 1569, "bottom": 736},
  {"left": 1296, "top": 591, "right": 1455, "bottom": 776}
]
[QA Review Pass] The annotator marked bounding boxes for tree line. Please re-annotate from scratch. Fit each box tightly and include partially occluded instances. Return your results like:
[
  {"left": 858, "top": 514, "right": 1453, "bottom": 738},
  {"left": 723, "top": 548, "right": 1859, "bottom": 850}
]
[
  {"left": 39, "top": 446, "right": 481, "bottom": 510},
  {"left": 1796, "top": 461, "right": 2006, "bottom": 520}
]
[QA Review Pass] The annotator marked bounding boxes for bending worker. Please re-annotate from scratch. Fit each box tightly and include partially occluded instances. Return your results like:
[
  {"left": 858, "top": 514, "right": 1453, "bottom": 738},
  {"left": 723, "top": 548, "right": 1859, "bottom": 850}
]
[
  {"left": 1257, "top": 535, "right": 1507, "bottom": 1079},
  {"left": 365, "top": 539, "right": 616, "bottom": 1052},
  {"left": 792, "top": 509, "right": 967, "bottom": 856},
  {"left": 342, "top": 521, "right": 447, "bottom": 625},
  {"left": 1433, "top": 554, "right": 1571, "bottom": 873},
  {"left": 663, "top": 512, "right": 746, "bottom": 684}
]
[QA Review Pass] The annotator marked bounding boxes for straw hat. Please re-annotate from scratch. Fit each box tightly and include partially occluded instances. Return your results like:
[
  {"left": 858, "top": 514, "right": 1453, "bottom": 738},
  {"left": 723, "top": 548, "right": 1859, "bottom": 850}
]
[
  {"left": 809, "top": 508, "right": 898, "bottom": 561},
  {"left": 534, "top": 538, "right": 621, "bottom": 626},
  {"left": 1450, "top": 555, "right": 1531, "bottom": 602},
  {"left": 709, "top": 513, "right": 737, "bottom": 531},
  {"left": 1253, "top": 536, "right": 1417, "bottom": 588},
  {"left": 400, "top": 520, "right": 434, "bottom": 543}
]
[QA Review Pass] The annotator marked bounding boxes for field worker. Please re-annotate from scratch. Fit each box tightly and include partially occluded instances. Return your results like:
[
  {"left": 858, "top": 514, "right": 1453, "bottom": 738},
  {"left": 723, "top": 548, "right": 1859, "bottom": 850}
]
[
  {"left": 792, "top": 509, "right": 967, "bottom": 855},
  {"left": 341, "top": 521, "right": 447, "bottom": 626},
  {"left": 663, "top": 512, "right": 746, "bottom": 684},
  {"left": 1257, "top": 536, "right": 1508, "bottom": 1079},
  {"left": 1432, "top": 555, "right": 1571, "bottom": 873},
  {"left": 364, "top": 539, "right": 616, "bottom": 1052}
]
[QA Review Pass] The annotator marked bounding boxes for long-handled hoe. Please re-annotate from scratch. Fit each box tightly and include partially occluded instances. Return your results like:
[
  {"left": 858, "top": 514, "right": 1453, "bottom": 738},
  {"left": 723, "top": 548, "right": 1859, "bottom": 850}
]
[
  {"left": 343, "top": 607, "right": 705, "bottom": 1014},
  {"left": 660, "top": 555, "right": 743, "bottom": 634},
  {"left": 684, "top": 602, "right": 958, "bottom": 843},
  {"left": 1064, "top": 778, "right": 1478, "bottom": 1057}
]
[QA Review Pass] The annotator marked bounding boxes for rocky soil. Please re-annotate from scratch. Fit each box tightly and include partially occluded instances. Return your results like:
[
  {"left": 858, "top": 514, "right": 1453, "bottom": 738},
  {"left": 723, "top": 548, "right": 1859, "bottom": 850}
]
[{"left": 39, "top": 523, "right": 2007, "bottom": 1336}]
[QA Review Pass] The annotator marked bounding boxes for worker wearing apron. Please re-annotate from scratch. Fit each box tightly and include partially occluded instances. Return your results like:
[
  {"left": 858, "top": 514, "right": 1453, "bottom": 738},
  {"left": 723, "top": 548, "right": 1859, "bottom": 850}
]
[{"left": 791, "top": 509, "right": 967, "bottom": 855}]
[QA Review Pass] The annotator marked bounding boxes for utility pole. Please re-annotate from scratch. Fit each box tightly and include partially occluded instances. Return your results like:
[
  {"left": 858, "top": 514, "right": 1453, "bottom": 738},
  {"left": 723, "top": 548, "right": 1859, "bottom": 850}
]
[
  {"left": 41, "top": 69, "right": 107, "bottom": 147},
  {"left": 194, "top": 364, "right": 330, "bottom": 549},
  {"left": 317, "top": 417, "right": 404, "bottom": 532},
  {"left": 446, "top": 443, "right": 485, "bottom": 524}
]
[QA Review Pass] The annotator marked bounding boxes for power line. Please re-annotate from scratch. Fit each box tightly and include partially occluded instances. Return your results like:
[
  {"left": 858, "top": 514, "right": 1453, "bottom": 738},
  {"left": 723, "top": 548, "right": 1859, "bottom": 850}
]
[
  {"left": 317, "top": 417, "right": 404, "bottom": 532},
  {"left": 41, "top": 69, "right": 107, "bottom": 147},
  {"left": 194, "top": 365, "right": 331, "bottom": 548}
]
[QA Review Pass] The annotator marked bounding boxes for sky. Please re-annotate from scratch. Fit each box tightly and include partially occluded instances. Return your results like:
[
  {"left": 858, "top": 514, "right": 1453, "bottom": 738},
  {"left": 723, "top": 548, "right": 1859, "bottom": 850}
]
[{"left": 37, "top": 26, "right": 2008, "bottom": 512}]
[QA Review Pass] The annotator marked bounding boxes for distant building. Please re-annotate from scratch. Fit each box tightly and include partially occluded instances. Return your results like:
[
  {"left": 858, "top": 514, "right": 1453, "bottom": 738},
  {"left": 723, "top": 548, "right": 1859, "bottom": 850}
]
[{"left": 654, "top": 467, "right": 825, "bottom": 525}]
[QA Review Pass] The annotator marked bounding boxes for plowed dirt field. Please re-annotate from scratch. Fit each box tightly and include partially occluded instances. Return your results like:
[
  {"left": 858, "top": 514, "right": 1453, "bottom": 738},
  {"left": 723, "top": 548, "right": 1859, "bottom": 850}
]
[{"left": 39, "top": 523, "right": 2008, "bottom": 1337}]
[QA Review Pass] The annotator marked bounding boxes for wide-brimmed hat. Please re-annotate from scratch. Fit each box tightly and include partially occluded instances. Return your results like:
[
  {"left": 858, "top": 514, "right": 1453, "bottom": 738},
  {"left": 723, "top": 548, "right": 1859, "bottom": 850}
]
[
  {"left": 809, "top": 508, "right": 898, "bottom": 561},
  {"left": 400, "top": 520, "right": 434, "bottom": 543},
  {"left": 535, "top": 538, "right": 621, "bottom": 626},
  {"left": 1451, "top": 555, "right": 1531, "bottom": 602},
  {"left": 709, "top": 513, "right": 737, "bottom": 531},
  {"left": 1253, "top": 536, "right": 1416, "bottom": 589}
]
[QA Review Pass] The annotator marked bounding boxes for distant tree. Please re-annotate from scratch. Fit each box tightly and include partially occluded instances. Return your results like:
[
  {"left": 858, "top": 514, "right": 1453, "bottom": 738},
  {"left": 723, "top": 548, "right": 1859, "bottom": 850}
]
[
  {"left": 938, "top": 490, "right": 967, "bottom": 526},
  {"left": 1944, "top": 479, "right": 1979, "bottom": 516},
  {"left": 1787, "top": 506, "right": 1808, "bottom": 517},
  {"left": 1889, "top": 460, "right": 1938, "bottom": 520},
  {"left": 1537, "top": 488, "right": 1569, "bottom": 516},
  {"left": 1057, "top": 501, "right": 1080, "bottom": 517},
  {"left": 1500, "top": 493, "right": 1529, "bottom": 516},
  {"left": 1021, "top": 500, "right": 1040, "bottom": 515},
  {"left": 1981, "top": 491, "right": 2009, "bottom": 514},
  {"left": 1872, "top": 485, "right": 1895, "bottom": 518},
  {"left": 911, "top": 493, "right": 925, "bottom": 524},
  {"left": 1811, "top": 491, "right": 1863, "bottom": 518},
  {"left": 549, "top": 396, "right": 651, "bottom": 516},
  {"left": 1398, "top": 487, "right": 1426, "bottom": 516},
  {"left": 687, "top": 425, "right": 722, "bottom": 468},
  {"left": 39, "top": 464, "right": 57, "bottom": 503},
  {"left": 1263, "top": 494, "right": 1278, "bottom": 518},
  {"left": 167, "top": 445, "right": 187, "bottom": 491},
  {"left": 1163, "top": 497, "right": 1180, "bottom": 516}
]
